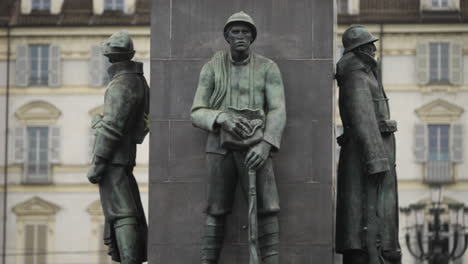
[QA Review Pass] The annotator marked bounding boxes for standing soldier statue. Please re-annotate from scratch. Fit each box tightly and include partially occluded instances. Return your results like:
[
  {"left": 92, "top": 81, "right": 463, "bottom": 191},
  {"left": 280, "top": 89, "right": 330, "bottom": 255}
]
[
  {"left": 191, "top": 11, "right": 286, "bottom": 264},
  {"left": 87, "top": 30, "right": 149, "bottom": 264},
  {"left": 335, "top": 25, "right": 402, "bottom": 264}
]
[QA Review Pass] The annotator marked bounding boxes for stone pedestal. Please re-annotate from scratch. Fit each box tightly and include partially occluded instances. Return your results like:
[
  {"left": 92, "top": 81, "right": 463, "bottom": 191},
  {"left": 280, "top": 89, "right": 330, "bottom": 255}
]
[{"left": 149, "top": 1, "right": 335, "bottom": 263}]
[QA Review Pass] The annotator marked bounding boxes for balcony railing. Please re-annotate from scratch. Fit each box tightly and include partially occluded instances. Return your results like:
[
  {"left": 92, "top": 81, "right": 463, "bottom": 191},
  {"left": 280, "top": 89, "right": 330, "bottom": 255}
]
[{"left": 425, "top": 160, "right": 453, "bottom": 184}]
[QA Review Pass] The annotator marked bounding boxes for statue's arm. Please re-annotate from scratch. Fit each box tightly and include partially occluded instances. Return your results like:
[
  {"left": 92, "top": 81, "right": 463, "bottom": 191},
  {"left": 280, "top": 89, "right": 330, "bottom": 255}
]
[
  {"left": 263, "top": 62, "right": 286, "bottom": 151},
  {"left": 94, "top": 82, "right": 137, "bottom": 160},
  {"left": 342, "top": 71, "right": 389, "bottom": 175},
  {"left": 191, "top": 63, "right": 223, "bottom": 131}
]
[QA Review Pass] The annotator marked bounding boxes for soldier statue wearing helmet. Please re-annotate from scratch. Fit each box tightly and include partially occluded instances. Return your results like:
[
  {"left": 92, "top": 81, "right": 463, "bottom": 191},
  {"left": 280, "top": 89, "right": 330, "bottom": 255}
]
[
  {"left": 191, "top": 11, "right": 286, "bottom": 264},
  {"left": 88, "top": 30, "right": 149, "bottom": 264},
  {"left": 335, "top": 25, "right": 402, "bottom": 264}
]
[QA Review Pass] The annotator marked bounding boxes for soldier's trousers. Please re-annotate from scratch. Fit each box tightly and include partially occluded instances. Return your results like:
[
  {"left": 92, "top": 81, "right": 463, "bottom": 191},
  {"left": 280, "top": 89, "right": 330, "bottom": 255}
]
[
  {"left": 202, "top": 151, "right": 280, "bottom": 264},
  {"left": 205, "top": 151, "right": 280, "bottom": 216},
  {"left": 99, "top": 165, "right": 148, "bottom": 263}
]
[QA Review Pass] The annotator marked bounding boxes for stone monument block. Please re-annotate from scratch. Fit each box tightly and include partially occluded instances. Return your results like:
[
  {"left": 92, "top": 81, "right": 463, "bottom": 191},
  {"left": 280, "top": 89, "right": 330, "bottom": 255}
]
[{"left": 150, "top": 0, "right": 335, "bottom": 263}]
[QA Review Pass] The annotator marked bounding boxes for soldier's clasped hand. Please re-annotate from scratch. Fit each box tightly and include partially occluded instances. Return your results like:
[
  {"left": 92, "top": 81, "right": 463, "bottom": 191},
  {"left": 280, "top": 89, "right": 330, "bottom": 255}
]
[{"left": 216, "top": 112, "right": 253, "bottom": 139}]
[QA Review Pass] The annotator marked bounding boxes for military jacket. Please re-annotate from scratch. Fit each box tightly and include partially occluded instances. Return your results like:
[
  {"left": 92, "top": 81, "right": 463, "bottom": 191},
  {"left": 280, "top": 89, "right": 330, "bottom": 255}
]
[
  {"left": 191, "top": 51, "right": 286, "bottom": 154},
  {"left": 93, "top": 60, "right": 149, "bottom": 165}
]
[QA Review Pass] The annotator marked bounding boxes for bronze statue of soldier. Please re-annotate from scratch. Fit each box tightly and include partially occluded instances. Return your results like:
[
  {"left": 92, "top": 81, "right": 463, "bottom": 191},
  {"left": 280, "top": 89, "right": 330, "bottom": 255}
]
[
  {"left": 191, "top": 11, "right": 286, "bottom": 264},
  {"left": 335, "top": 25, "right": 402, "bottom": 264},
  {"left": 87, "top": 30, "right": 149, "bottom": 264}
]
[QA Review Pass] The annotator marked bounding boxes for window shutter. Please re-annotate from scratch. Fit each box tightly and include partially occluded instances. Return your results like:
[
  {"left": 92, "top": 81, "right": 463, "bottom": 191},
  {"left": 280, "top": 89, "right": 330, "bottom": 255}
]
[
  {"left": 451, "top": 123, "right": 463, "bottom": 163},
  {"left": 14, "top": 127, "right": 26, "bottom": 163},
  {"left": 37, "top": 224, "right": 47, "bottom": 264},
  {"left": 414, "top": 124, "right": 427, "bottom": 162},
  {"left": 48, "top": 45, "right": 61, "bottom": 87},
  {"left": 24, "top": 224, "right": 35, "bottom": 263},
  {"left": 89, "top": 46, "right": 105, "bottom": 87},
  {"left": 50, "top": 126, "right": 61, "bottom": 164},
  {"left": 15, "top": 44, "right": 29, "bottom": 87},
  {"left": 416, "top": 42, "right": 430, "bottom": 85},
  {"left": 449, "top": 42, "right": 463, "bottom": 86}
]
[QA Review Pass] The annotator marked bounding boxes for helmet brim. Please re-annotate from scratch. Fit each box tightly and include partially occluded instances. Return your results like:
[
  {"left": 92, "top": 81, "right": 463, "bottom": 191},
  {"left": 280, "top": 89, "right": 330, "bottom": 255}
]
[
  {"left": 223, "top": 21, "right": 257, "bottom": 43},
  {"left": 103, "top": 50, "right": 135, "bottom": 57},
  {"left": 344, "top": 37, "right": 379, "bottom": 53}
]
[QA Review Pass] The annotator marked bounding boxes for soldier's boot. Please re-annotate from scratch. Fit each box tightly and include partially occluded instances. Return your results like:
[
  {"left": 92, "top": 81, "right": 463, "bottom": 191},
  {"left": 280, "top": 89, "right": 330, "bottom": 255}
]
[
  {"left": 201, "top": 215, "right": 226, "bottom": 264},
  {"left": 115, "top": 218, "right": 142, "bottom": 264},
  {"left": 258, "top": 214, "right": 279, "bottom": 264}
]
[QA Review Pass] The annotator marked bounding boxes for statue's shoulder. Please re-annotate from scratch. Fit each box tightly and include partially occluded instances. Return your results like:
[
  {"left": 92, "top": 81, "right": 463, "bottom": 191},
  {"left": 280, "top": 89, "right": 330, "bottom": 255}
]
[
  {"left": 206, "top": 50, "right": 228, "bottom": 64},
  {"left": 252, "top": 53, "right": 276, "bottom": 66},
  {"left": 336, "top": 52, "right": 366, "bottom": 78}
]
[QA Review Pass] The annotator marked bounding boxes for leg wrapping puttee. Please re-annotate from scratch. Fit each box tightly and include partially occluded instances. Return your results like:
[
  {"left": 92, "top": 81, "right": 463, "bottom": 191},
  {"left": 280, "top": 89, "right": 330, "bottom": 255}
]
[
  {"left": 258, "top": 214, "right": 279, "bottom": 264},
  {"left": 201, "top": 215, "right": 226, "bottom": 264}
]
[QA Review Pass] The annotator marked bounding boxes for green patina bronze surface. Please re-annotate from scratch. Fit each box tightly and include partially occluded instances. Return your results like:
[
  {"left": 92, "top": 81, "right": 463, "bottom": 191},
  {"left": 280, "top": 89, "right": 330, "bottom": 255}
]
[
  {"left": 191, "top": 12, "right": 286, "bottom": 264},
  {"left": 87, "top": 30, "right": 149, "bottom": 264},
  {"left": 335, "top": 25, "right": 401, "bottom": 264}
]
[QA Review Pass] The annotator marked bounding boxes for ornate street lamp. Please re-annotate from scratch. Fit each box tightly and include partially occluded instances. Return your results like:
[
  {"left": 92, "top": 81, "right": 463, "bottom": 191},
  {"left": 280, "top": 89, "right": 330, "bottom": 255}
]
[{"left": 401, "top": 197, "right": 468, "bottom": 264}]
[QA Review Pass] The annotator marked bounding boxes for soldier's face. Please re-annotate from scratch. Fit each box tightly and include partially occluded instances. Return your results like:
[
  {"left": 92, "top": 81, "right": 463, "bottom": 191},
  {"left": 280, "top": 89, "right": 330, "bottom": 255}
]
[
  {"left": 358, "top": 43, "right": 377, "bottom": 58},
  {"left": 225, "top": 23, "right": 253, "bottom": 52}
]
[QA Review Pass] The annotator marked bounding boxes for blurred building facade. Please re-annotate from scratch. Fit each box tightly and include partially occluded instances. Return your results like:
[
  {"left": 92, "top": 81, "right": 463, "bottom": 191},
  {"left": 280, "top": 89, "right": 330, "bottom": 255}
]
[
  {"left": 0, "top": 0, "right": 467, "bottom": 264},
  {"left": 337, "top": 0, "right": 468, "bottom": 263},
  {"left": 0, "top": 0, "right": 150, "bottom": 263}
]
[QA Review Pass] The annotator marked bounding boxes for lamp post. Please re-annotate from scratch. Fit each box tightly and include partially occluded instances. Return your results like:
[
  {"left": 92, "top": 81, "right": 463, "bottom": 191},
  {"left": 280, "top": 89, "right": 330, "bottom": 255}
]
[{"left": 401, "top": 197, "right": 468, "bottom": 264}]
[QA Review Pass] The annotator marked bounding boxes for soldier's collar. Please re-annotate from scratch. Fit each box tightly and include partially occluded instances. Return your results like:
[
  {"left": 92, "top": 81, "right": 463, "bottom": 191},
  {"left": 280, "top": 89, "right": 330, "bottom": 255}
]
[
  {"left": 228, "top": 50, "right": 251, "bottom": 66},
  {"left": 108, "top": 60, "right": 143, "bottom": 79},
  {"left": 354, "top": 51, "right": 378, "bottom": 72}
]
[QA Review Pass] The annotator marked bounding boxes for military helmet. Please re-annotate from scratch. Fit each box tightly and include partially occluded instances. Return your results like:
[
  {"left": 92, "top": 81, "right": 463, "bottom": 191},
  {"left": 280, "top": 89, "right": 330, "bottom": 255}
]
[
  {"left": 102, "top": 30, "right": 135, "bottom": 56},
  {"left": 224, "top": 11, "right": 257, "bottom": 43},
  {"left": 342, "top": 25, "right": 379, "bottom": 53}
]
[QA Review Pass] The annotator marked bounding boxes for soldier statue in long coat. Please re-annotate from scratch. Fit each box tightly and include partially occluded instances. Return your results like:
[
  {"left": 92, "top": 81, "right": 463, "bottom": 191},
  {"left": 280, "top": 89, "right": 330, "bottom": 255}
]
[
  {"left": 191, "top": 12, "right": 286, "bottom": 264},
  {"left": 87, "top": 30, "right": 149, "bottom": 264},
  {"left": 335, "top": 26, "right": 402, "bottom": 264}
]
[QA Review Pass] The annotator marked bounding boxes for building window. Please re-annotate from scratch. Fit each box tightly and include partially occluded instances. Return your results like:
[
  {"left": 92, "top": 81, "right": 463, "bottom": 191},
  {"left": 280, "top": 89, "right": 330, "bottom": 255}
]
[
  {"left": 16, "top": 44, "right": 61, "bottom": 87},
  {"left": 416, "top": 42, "right": 463, "bottom": 86},
  {"left": 104, "top": 0, "right": 124, "bottom": 11},
  {"left": 14, "top": 101, "right": 62, "bottom": 184},
  {"left": 31, "top": 0, "right": 51, "bottom": 11},
  {"left": 26, "top": 127, "right": 50, "bottom": 183},
  {"left": 337, "top": 0, "right": 349, "bottom": 14},
  {"left": 414, "top": 99, "right": 464, "bottom": 184},
  {"left": 428, "top": 125, "right": 450, "bottom": 161},
  {"left": 429, "top": 43, "right": 450, "bottom": 84},
  {"left": 29, "top": 45, "right": 49, "bottom": 86},
  {"left": 431, "top": 0, "right": 450, "bottom": 8},
  {"left": 24, "top": 223, "right": 48, "bottom": 264},
  {"left": 13, "top": 197, "right": 59, "bottom": 264},
  {"left": 426, "top": 125, "right": 452, "bottom": 183}
]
